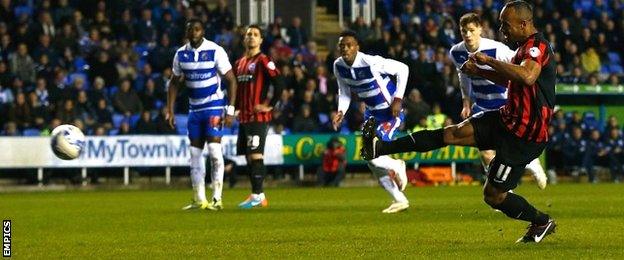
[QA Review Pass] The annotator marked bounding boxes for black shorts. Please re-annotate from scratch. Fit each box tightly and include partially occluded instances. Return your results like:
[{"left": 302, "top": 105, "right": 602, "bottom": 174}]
[
  {"left": 237, "top": 122, "right": 269, "bottom": 156},
  {"left": 470, "top": 111, "right": 547, "bottom": 190}
]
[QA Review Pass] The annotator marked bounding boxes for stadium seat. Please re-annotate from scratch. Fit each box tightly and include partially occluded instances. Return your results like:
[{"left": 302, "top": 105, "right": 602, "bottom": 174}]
[
  {"left": 112, "top": 113, "right": 125, "bottom": 129},
  {"left": 175, "top": 114, "right": 188, "bottom": 135},
  {"left": 600, "top": 65, "right": 610, "bottom": 74},
  {"left": 108, "top": 85, "right": 118, "bottom": 96},
  {"left": 133, "top": 44, "right": 150, "bottom": 58},
  {"left": 108, "top": 129, "right": 119, "bottom": 135},
  {"left": 129, "top": 114, "right": 140, "bottom": 127},
  {"left": 318, "top": 113, "right": 329, "bottom": 124},
  {"left": 154, "top": 100, "right": 164, "bottom": 109},
  {"left": 74, "top": 57, "right": 89, "bottom": 72},
  {"left": 608, "top": 52, "right": 621, "bottom": 64},
  {"left": 609, "top": 64, "right": 623, "bottom": 74},
  {"left": 23, "top": 128, "right": 40, "bottom": 136}
]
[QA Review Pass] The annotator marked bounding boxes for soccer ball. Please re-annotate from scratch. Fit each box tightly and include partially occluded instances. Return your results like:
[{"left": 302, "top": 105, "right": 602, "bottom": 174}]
[{"left": 50, "top": 124, "right": 85, "bottom": 160}]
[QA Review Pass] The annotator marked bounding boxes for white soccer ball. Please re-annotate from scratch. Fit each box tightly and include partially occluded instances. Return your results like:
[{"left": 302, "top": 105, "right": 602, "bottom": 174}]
[{"left": 50, "top": 124, "right": 85, "bottom": 160}]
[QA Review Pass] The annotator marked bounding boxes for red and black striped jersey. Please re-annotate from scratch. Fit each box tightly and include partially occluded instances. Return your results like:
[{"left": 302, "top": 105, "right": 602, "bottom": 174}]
[
  {"left": 234, "top": 53, "right": 280, "bottom": 123},
  {"left": 500, "top": 33, "right": 556, "bottom": 143}
]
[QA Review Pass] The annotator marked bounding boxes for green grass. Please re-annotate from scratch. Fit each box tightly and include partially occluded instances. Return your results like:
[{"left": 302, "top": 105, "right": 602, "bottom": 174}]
[{"left": 2, "top": 183, "right": 624, "bottom": 258}]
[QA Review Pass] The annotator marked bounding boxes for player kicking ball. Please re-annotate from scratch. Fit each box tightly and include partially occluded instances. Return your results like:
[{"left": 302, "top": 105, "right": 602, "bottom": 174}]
[
  {"left": 332, "top": 31, "right": 409, "bottom": 213},
  {"left": 450, "top": 12, "right": 548, "bottom": 189},
  {"left": 361, "top": 1, "right": 556, "bottom": 242}
]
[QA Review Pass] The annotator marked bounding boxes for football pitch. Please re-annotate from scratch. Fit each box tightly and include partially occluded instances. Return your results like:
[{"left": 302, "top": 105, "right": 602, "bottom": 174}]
[{"left": 2, "top": 183, "right": 623, "bottom": 258}]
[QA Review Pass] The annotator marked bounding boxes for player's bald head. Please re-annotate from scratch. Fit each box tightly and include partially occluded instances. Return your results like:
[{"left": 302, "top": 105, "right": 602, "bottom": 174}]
[
  {"left": 503, "top": 0, "right": 534, "bottom": 22},
  {"left": 499, "top": 0, "right": 536, "bottom": 43}
]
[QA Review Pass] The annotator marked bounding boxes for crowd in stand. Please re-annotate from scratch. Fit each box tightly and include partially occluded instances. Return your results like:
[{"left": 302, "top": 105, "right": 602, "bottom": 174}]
[
  {"left": 547, "top": 109, "right": 623, "bottom": 182},
  {"left": 0, "top": 0, "right": 624, "bottom": 178}
]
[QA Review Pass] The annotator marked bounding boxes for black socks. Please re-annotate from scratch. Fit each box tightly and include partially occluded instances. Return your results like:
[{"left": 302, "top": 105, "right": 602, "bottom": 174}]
[
  {"left": 378, "top": 129, "right": 445, "bottom": 155},
  {"left": 493, "top": 192, "right": 550, "bottom": 225},
  {"left": 249, "top": 159, "right": 266, "bottom": 194}
]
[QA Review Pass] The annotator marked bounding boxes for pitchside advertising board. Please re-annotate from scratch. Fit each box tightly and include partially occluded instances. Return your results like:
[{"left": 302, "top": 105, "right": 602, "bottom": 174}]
[{"left": 0, "top": 134, "right": 479, "bottom": 168}]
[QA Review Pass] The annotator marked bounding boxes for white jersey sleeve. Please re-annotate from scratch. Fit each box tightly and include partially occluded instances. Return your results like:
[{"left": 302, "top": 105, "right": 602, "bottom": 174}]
[
  {"left": 494, "top": 41, "right": 516, "bottom": 63},
  {"left": 449, "top": 44, "right": 471, "bottom": 100},
  {"left": 369, "top": 55, "right": 409, "bottom": 99},
  {"left": 171, "top": 50, "right": 183, "bottom": 76},
  {"left": 334, "top": 59, "right": 351, "bottom": 114},
  {"left": 214, "top": 46, "right": 232, "bottom": 75}
]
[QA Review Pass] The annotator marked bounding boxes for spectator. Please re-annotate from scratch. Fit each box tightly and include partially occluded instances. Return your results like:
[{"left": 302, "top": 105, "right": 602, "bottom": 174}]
[
  {"left": 604, "top": 128, "right": 623, "bottom": 182},
  {"left": 89, "top": 51, "right": 118, "bottom": 86},
  {"left": 116, "top": 52, "right": 137, "bottom": 81},
  {"left": 56, "top": 99, "right": 77, "bottom": 124},
  {"left": 403, "top": 89, "right": 431, "bottom": 130},
  {"left": 8, "top": 92, "right": 32, "bottom": 129},
  {"left": 583, "top": 129, "right": 607, "bottom": 183},
  {"left": 8, "top": 43, "right": 36, "bottom": 85},
  {"left": 581, "top": 47, "right": 601, "bottom": 73},
  {"left": 113, "top": 79, "right": 143, "bottom": 116},
  {"left": 562, "top": 126, "right": 586, "bottom": 180},
  {"left": 117, "top": 121, "right": 132, "bottom": 135},
  {"left": 292, "top": 104, "right": 318, "bottom": 132},
  {"left": 93, "top": 98, "right": 113, "bottom": 130},
  {"left": 286, "top": 17, "right": 308, "bottom": 49},
  {"left": 75, "top": 90, "right": 95, "bottom": 127},
  {"left": 317, "top": 136, "right": 346, "bottom": 187},
  {"left": 28, "top": 92, "right": 49, "bottom": 130},
  {"left": 135, "top": 8, "right": 157, "bottom": 46},
  {"left": 134, "top": 110, "right": 157, "bottom": 134},
  {"left": 154, "top": 107, "right": 176, "bottom": 135},
  {"left": 426, "top": 103, "right": 447, "bottom": 129},
  {"left": 2, "top": 121, "right": 20, "bottom": 136}
]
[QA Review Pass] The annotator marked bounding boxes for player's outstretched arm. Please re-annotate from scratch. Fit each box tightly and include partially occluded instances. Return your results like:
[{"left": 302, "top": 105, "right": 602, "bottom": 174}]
[{"left": 333, "top": 65, "right": 351, "bottom": 130}]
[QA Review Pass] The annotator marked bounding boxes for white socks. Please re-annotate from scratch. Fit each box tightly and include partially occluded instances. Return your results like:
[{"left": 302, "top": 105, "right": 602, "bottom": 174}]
[
  {"left": 368, "top": 156, "right": 408, "bottom": 203},
  {"left": 190, "top": 146, "right": 207, "bottom": 202},
  {"left": 526, "top": 158, "right": 545, "bottom": 179},
  {"left": 379, "top": 175, "right": 408, "bottom": 203},
  {"left": 207, "top": 142, "right": 224, "bottom": 201}
]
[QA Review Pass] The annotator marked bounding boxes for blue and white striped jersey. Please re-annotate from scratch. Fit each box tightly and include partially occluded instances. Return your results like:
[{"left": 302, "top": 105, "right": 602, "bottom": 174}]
[
  {"left": 172, "top": 38, "right": 232, "bottom": 113},
  {"left": 449, "top": 38, "right": 516, "bottom": 112},
  {"left": 334, "top": 52, "right": 408, "bottom": 123}
]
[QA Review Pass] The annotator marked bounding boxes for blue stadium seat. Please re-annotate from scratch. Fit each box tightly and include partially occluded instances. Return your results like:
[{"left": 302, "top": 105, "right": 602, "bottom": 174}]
[
  {"left": 133, "top": 44, "right": 150, "bottom": 58},
  {"left": 108, "top": 85, "right": 118, "bottom": 96},
  {"left": 23, "top": 128, "right": 40, "bottom": 136},
  {"left": 74, "top": 57, "right": 88, "bottom": 72},
  {"left": 175, "top": 114, "right": 188, "bottom": 135},
  {"left": 318, "top": 113, "right": 329, "bottom": 124},
  {"left": 129, "top": 114, "right": 140, "bottom": 127},
  {"left": 108, "top": 129, "right": 119, "bottom": 135},
  {"left": 609, "top": 64, "right": 623, "bottom": 74},
  {"left": 608, "top": 52, "right": 621, "bottom": 64},
  {"left": 600, "top": 65, "right": 610, "bottom": 74},
  {"left": 112, "top": 113, "right": 125, "bottom": 129}
]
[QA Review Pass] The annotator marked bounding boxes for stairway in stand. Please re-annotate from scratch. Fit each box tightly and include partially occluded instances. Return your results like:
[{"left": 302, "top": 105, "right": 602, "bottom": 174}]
[{"left": 313, "top": 6, "right": 342, "bottom": 62}]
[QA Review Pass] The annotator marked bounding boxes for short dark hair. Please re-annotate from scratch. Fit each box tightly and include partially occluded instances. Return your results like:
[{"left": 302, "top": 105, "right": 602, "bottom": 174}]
[
  {"left": 185, "top": 18, "right": 203, "bottom": 28},
  {"left": 459, "top": 13, "right": 481, "bottom": 28},
  {"left": 505, "top": 0, "right": 534, "bottom": 20},
  {"left": 247, "top": 24, "right": 264, "bottom": 38},
  {"left": 339, "top": 30, "right": 359, "bottom": 43}
]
